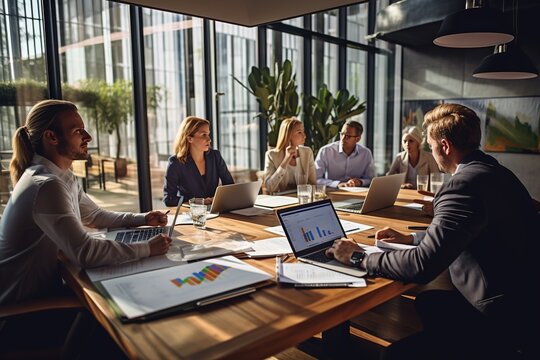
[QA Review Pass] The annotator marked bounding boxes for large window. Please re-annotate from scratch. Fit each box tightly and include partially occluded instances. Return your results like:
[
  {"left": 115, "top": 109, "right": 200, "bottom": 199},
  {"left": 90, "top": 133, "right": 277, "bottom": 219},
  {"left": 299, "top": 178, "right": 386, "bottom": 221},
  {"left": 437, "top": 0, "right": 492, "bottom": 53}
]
[
  {"left": 143, "top": 10, "right": 205, "bottom": 206},
  {"left": 214, "top": 22, "right": 259, "bottom": 177},
  {"left": 0, "top": 0, "right": 398, "bottom": 212},
  {"left": 0, "top": 0, "right": 47, "bottom": 208}
]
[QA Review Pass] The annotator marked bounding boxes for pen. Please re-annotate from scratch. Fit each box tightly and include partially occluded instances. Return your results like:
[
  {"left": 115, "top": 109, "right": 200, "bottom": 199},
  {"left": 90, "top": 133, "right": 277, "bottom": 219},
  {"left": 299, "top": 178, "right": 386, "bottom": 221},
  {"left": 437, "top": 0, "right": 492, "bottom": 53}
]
[
  {"left": 346, "top": 228, "right": 361, "bottom": 233},
  {"left": 275, "top": 256, "right": 282, "bottom": 284},
  {"left": 367, "top": 235, "right": 375, "bottom": 238},
  {"left": 294, "top": 283, "right": 352, "bottom": 288},
  {"left": 164, "top": 210, "right": 171, "bottom": 215},
  {"left": 408, "top": 226, "right": 428, "bottom": 230}
]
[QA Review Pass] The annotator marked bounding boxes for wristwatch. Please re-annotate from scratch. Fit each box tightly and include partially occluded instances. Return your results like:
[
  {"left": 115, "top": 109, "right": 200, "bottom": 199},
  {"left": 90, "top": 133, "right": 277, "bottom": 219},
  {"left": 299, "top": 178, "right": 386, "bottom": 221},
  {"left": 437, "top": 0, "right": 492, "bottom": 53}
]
[{"left": 350, "top": 251, "right": 366, "bottom": 269}]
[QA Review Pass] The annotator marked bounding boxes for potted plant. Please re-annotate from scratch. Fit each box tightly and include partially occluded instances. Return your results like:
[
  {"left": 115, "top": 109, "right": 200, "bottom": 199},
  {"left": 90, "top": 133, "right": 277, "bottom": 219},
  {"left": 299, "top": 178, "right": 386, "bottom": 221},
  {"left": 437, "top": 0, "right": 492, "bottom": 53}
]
[
  {"left": 303, "top": 84, "right": 366, "bottom": 156},
  {"left": 233, "top": 60, "right": 300, "bottom": 147}
]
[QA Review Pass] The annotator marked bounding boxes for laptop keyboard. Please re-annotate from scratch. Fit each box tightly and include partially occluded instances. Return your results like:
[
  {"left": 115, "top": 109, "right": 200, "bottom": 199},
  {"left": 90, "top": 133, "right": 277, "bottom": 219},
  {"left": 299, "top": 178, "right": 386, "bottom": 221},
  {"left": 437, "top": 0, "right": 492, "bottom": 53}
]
[
  {"left": 335, "top": 201, "right": 364, "bottom": 214},
  {"left": 115, "top": 227, "right": 168, "bottom": 243},
  {"left": 304, "top": 250, "right": 332, "bottom": 263}
]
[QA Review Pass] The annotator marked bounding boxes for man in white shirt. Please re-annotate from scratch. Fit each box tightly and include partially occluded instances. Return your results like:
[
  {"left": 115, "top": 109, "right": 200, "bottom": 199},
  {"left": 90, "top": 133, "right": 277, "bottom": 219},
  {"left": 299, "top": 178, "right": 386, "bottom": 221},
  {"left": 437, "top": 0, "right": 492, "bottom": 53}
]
[
  {"left": 0, "top": 100, "right": 172, "bottom": 305},
  {"left": 314, "top": 120, "right": 375, "bottom": 188}
]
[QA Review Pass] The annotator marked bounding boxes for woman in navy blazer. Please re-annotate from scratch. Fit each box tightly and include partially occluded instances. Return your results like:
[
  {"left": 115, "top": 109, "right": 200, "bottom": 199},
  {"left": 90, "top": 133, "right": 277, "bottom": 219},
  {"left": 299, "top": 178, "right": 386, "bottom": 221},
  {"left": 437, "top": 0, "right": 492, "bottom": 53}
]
[{"left": 163, "top": 116, "right": 233, "bottom": 206}]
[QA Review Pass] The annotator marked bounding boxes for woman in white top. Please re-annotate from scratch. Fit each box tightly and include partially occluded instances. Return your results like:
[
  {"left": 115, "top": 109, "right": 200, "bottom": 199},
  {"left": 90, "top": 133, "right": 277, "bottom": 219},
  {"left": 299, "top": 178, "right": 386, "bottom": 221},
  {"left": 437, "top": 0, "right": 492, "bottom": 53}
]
[
  {"left": 387, "top": 125, "right": 440, "bottom": 189},
  {"left": 264, "top": 117, "right": 316, "bottom": 194}
]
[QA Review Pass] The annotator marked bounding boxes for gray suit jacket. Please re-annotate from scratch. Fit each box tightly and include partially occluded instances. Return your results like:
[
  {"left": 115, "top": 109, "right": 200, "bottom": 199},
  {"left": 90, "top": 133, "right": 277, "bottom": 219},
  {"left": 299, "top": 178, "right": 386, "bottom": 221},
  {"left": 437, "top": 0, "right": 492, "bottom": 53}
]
[
  {"left": 365, "top": 150, "right": 539, "bottom": 325},
  {"left": 387, "top": 150, "right": 440, "bottom": 180}
]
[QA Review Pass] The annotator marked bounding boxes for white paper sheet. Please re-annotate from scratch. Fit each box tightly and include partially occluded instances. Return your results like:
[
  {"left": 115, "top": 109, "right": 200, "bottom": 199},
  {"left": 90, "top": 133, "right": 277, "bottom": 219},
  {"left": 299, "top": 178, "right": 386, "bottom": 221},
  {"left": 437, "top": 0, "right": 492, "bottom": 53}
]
[
  {"left": 338, "top": 187, "right": 369, "bottom": 193},
  {"left": 375, "top": 239, "right": 417, "bottom": 251},
  {"left": 255, "top": 195, "right": 298, "bottom": 208},
  {"left": 244, "top": 237, "right": 292, "bottom": 258},
  {"left": 265, "top": 219, "right": 372, "bottom": 236},
  {"left": 277, "top": 262, "right": 366, "bottom": 286},
  {"left": 167, "top": 212, "right": 218, "bottom": 226},
  {"left": 100, "top": 256, "right": 272, "bottom": 319}
]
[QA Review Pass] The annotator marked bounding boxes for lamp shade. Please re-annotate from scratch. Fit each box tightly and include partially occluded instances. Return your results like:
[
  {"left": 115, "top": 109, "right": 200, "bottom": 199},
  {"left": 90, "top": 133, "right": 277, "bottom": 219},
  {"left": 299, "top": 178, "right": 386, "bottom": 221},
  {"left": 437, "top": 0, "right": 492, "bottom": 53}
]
[
  {"left": 473, "top": 43, "right": 538, "bottom": 79},
  {"left": 434, "top": 6, "right": 514, "bottom": 48}
]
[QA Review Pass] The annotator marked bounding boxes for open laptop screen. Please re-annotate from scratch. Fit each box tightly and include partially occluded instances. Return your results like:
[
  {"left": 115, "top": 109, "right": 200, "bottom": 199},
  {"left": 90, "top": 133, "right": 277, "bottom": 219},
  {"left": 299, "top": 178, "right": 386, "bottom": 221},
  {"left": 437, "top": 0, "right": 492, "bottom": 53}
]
[{"left": 277, "top": 200, "right": 345, "bottom": 254}]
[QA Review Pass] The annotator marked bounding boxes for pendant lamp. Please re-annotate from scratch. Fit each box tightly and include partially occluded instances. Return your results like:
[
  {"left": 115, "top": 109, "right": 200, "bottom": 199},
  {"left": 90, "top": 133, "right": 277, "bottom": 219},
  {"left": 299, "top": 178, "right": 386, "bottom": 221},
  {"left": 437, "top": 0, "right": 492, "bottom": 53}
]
[
  {"left": 433, "top": 0, "right": 514, "bottom": 48},
  {"left": 473, "top": 42, "right": 538, "bottom": 79}
]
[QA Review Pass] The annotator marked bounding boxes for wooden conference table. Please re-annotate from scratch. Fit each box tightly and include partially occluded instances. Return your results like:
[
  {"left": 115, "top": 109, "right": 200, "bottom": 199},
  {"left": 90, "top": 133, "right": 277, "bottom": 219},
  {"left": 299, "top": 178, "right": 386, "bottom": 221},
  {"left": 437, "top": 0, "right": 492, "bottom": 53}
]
[{"left": 61, "top": 189, "right": 432, "bottom": 360}]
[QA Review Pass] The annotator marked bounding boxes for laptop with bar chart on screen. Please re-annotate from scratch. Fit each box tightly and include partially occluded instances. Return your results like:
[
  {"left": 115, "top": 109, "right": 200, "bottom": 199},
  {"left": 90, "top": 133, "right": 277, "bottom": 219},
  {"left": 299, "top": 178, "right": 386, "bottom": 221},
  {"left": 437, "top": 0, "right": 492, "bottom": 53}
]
[{"left": 276, "top": 199, "right": 366, "bottom": 277}]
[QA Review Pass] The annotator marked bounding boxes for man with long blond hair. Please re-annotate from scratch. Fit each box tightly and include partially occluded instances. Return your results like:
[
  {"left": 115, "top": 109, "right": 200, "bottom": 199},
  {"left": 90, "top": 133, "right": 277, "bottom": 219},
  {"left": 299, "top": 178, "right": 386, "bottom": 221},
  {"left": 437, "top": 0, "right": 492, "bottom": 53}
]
[
  {"left": 327, "top": 104, "right": 539, "bottom": 359},
  {"left": 1, "top": 100, "right": 172, "bottom": 305},
  {"left": 163, "top": 116, "right": 233, "bottom": 206}
]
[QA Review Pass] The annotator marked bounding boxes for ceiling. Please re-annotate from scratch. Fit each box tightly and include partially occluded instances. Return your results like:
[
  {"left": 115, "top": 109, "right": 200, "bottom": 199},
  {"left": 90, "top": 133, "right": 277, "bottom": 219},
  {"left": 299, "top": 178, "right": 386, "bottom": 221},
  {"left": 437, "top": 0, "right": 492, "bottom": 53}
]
[{"left": 117, "top": 0, "right": 366, "bottom": 27}]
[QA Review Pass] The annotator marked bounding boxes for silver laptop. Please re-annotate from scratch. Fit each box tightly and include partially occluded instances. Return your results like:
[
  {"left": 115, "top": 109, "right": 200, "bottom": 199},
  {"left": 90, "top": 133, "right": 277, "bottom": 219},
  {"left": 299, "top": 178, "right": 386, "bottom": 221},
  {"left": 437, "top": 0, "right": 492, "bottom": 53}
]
[
  {"left": 276, "top": 199, "right": 366, "bottom": 277},
  {"left": 105, "top": 196, "right": 183, "bottom": 243},
  {"left": 209, "top": 180, "right": 262, "bottom": 214},
  {"left": 333, "top": 173, "right": 406, "bottom": 214}
]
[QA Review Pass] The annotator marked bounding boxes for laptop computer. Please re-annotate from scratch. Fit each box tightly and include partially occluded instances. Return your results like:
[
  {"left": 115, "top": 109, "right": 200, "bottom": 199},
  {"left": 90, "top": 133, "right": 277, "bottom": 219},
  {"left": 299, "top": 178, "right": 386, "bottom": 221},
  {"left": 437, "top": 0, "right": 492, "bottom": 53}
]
[
  {"left": 276, "top": 199, "right": 366, "bottom": 277},
  {"left": 333, "top": 172, "right": 406, "bottom": 214},
  {"left": 105, "top": 196, "right": 183, "bottom": 243},
  {"left": 209, "top": 180, "right": 262, "bottom": 214}
]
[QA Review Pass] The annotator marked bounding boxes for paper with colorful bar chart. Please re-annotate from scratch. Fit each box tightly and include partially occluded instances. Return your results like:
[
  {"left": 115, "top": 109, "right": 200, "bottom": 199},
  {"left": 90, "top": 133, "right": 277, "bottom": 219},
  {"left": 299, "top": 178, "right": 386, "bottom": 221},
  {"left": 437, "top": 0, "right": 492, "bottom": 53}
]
[{"left": 99, "top": 256, "right": 272, "bottom": 320}]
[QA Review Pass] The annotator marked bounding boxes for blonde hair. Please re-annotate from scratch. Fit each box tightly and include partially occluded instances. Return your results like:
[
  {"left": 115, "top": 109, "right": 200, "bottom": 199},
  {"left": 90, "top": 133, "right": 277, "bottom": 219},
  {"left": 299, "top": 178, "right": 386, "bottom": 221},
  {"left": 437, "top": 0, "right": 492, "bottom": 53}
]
[
  {"left": 275, "top": 117, "right": 302, "bottom": 152},
  {"left": 423, "top": 103, "right": 481, "bottom": 152},
  {"left": 10, "top": 99, "right": 78, "bottom": 185},
  {"left": 173, "top": 116, "right": 210, "bottom": 163},
  {"left": 402, "top": 125, "right": 423, "bottom": 148}
]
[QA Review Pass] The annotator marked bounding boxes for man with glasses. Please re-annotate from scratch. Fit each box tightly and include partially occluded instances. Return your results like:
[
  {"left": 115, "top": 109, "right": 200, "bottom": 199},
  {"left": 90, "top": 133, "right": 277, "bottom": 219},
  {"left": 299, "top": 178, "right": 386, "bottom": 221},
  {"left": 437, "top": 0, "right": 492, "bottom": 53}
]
[{"left": 314, "top": 120, "right": 375, "bottom": 188}]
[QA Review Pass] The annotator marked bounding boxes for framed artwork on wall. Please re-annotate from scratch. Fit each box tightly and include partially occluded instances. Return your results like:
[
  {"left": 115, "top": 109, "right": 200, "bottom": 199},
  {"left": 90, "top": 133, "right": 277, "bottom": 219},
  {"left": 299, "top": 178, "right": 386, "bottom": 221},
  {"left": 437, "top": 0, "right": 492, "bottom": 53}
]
[{"left": 403, "top": 97, "right": 540, "bottom": 154}]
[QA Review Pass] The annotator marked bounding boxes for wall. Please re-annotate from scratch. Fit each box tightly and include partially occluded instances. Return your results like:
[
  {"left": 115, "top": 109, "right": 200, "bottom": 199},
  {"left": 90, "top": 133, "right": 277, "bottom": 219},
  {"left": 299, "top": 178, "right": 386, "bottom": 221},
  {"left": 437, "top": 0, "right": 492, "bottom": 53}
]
[{"left": 402, "top": 45, "right": 540, "bottom": 199}]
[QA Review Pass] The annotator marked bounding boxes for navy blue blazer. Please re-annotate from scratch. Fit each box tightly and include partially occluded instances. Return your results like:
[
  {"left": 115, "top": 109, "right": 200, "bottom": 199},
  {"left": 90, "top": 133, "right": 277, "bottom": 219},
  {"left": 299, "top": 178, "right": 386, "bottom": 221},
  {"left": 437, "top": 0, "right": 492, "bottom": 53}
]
[{"left": 163, "top": 149, "right": 234, "bottom": 206}]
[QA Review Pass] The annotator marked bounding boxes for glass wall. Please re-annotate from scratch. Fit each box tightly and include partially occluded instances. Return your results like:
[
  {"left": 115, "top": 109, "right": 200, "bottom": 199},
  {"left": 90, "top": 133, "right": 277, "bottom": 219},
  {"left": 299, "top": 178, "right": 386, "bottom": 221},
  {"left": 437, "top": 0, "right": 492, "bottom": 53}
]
[
  {"left": 214, "top": 22, "right": 259, "bottom": 180},
  {"left": 0, "top": 0, "right": 47, "bottom": 208},
  {"left": 0, "top": 0, "right": 399, "bottom": 211},
  {"left": 142, "top": 10, "right": 205, "bottom": 205}
]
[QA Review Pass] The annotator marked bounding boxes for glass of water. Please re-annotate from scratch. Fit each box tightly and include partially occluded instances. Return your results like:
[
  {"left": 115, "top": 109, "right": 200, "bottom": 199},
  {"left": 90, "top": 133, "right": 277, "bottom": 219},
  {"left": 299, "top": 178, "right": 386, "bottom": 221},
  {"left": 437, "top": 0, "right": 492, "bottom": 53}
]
[
  {"left": 417, "top": 174, "right": 429, "bottom": 192},
  {"left": 189, "top": 198, "right": 207, "bottom": 229},
  {"left": 313, "top": 184, "right": 326, "bottom": 201},
  {"left": 430, "top": 173, "right": 444, "bottom": 194},
  {"left": 297, "top": 184, "right": 312, "bottom": 204}
]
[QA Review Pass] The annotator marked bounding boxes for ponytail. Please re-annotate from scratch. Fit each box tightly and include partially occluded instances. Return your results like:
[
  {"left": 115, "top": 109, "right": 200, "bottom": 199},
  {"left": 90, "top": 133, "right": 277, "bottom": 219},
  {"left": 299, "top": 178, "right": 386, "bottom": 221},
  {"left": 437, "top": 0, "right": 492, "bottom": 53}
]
[{"left": 9, "top": 99, "right": 78, "bottom": 185}]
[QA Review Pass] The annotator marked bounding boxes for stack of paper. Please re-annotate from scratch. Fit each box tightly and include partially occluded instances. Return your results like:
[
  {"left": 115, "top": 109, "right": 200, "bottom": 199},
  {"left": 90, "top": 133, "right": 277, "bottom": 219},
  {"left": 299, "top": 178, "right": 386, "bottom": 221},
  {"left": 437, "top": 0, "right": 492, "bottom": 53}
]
[{"left": 276, "top": 261, "right": 366, "bottom": 288}]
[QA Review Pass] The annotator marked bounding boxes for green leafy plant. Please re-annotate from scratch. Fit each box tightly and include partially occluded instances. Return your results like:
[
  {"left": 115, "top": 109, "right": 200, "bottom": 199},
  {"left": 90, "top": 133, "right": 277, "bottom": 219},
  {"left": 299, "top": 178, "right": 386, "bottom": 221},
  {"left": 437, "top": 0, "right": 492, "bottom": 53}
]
[
  {"left": 303, "top": 84, "right": 366, "bottom": 156},
  {"left": 233, "top": 60, "right": 300, "bottom": 147}
]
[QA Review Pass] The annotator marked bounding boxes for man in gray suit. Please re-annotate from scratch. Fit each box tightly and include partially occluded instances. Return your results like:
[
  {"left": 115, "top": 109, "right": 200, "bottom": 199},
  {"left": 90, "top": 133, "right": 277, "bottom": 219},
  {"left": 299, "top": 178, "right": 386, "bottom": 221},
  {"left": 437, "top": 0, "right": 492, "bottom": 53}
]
[{"left": 327, "top": 103, "right": 539, "bottom": 359}]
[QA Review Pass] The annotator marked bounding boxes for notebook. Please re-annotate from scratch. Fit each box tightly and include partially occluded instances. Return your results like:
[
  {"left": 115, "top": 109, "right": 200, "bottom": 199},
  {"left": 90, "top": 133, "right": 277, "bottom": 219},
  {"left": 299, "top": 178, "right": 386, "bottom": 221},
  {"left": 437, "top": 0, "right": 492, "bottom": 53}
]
[
  {"left": 276, "top": 199, "right": 366, "bottom": 277},
  {"left": 333, "top": 173, "right": 406, "bottom": 214},
  {"left": 105, "top": 196, "right": 183, "bottom": 242},
  {"left": 209, "top": 180, "right": 262, "bottom": 214}
]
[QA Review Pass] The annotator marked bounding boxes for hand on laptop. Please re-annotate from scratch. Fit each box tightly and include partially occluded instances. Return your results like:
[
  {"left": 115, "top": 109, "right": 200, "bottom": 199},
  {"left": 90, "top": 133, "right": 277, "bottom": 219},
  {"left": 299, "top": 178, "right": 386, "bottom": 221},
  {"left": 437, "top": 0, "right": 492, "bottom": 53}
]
[
  {"left": 145, "top": 211, "right": 169, "bottom": 226},
  {"left": 325, "top": 238, "right": 363, "bottom": 265},
  {"left": 148, "top": 234, "right": 172, "bottom": 256},
  {"left": 203, "top": 197, "right": 213, "bottom": 205},
  {"left": 376, "top": 227, "right": 414, "bottom": 245},
  {"left": 338, "top": 178, "right": 362, "bottom": 187}
]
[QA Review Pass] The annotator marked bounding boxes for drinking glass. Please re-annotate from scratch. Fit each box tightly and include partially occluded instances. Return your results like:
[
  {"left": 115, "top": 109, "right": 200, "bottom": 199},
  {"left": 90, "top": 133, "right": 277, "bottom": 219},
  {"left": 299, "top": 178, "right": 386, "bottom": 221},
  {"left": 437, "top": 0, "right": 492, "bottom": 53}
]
[
  {"left": 313, "top": 184, "right": 326, "bottom": 201},
  {"left": 297, "top": 184, "right": 312, "bottom": 204},
  {"left": 430, "top": 173, "right": 444, "bottom": 194},
  {"left": 189, "top": 198, "right": 207, "bottom": 229},
  {"left": 417, "top": 174, "right": 429, "bottom": 192}
]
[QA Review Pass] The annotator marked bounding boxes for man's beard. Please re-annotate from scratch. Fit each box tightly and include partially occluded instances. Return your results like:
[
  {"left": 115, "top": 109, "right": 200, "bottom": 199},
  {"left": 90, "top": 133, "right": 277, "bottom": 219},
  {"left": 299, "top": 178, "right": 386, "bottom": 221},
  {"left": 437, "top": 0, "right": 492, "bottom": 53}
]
[{"left": 57, "top": 138, "right": 88, "bottom": 160}]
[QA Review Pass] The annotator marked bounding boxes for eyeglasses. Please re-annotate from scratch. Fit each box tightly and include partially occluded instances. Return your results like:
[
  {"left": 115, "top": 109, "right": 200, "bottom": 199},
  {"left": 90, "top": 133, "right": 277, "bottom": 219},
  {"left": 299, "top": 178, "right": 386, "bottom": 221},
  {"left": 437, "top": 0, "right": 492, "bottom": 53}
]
[{"left": 340, "top": 132, "right": 359, "bottom": 140}]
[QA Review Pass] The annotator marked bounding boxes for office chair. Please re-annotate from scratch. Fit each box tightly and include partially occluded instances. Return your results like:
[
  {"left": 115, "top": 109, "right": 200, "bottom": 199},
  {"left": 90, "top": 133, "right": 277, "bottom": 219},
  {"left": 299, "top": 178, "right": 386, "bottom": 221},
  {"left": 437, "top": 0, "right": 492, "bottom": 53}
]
[{"left": 0, "top": 295, "right": 83, "bottom": 359}]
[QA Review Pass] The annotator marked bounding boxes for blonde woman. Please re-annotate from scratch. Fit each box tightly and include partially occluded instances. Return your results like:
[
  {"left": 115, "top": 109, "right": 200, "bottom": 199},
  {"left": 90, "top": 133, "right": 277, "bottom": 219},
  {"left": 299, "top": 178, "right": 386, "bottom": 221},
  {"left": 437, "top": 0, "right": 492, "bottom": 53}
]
[
  {"left": 163, "top": 116, "right": 233, "bottom": 206},
  {"left": 387, "top": 125, "right": 439, "bottom": 189},
  {"left": 264, "top": 117, "right": 316, "bottom": 194}
]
